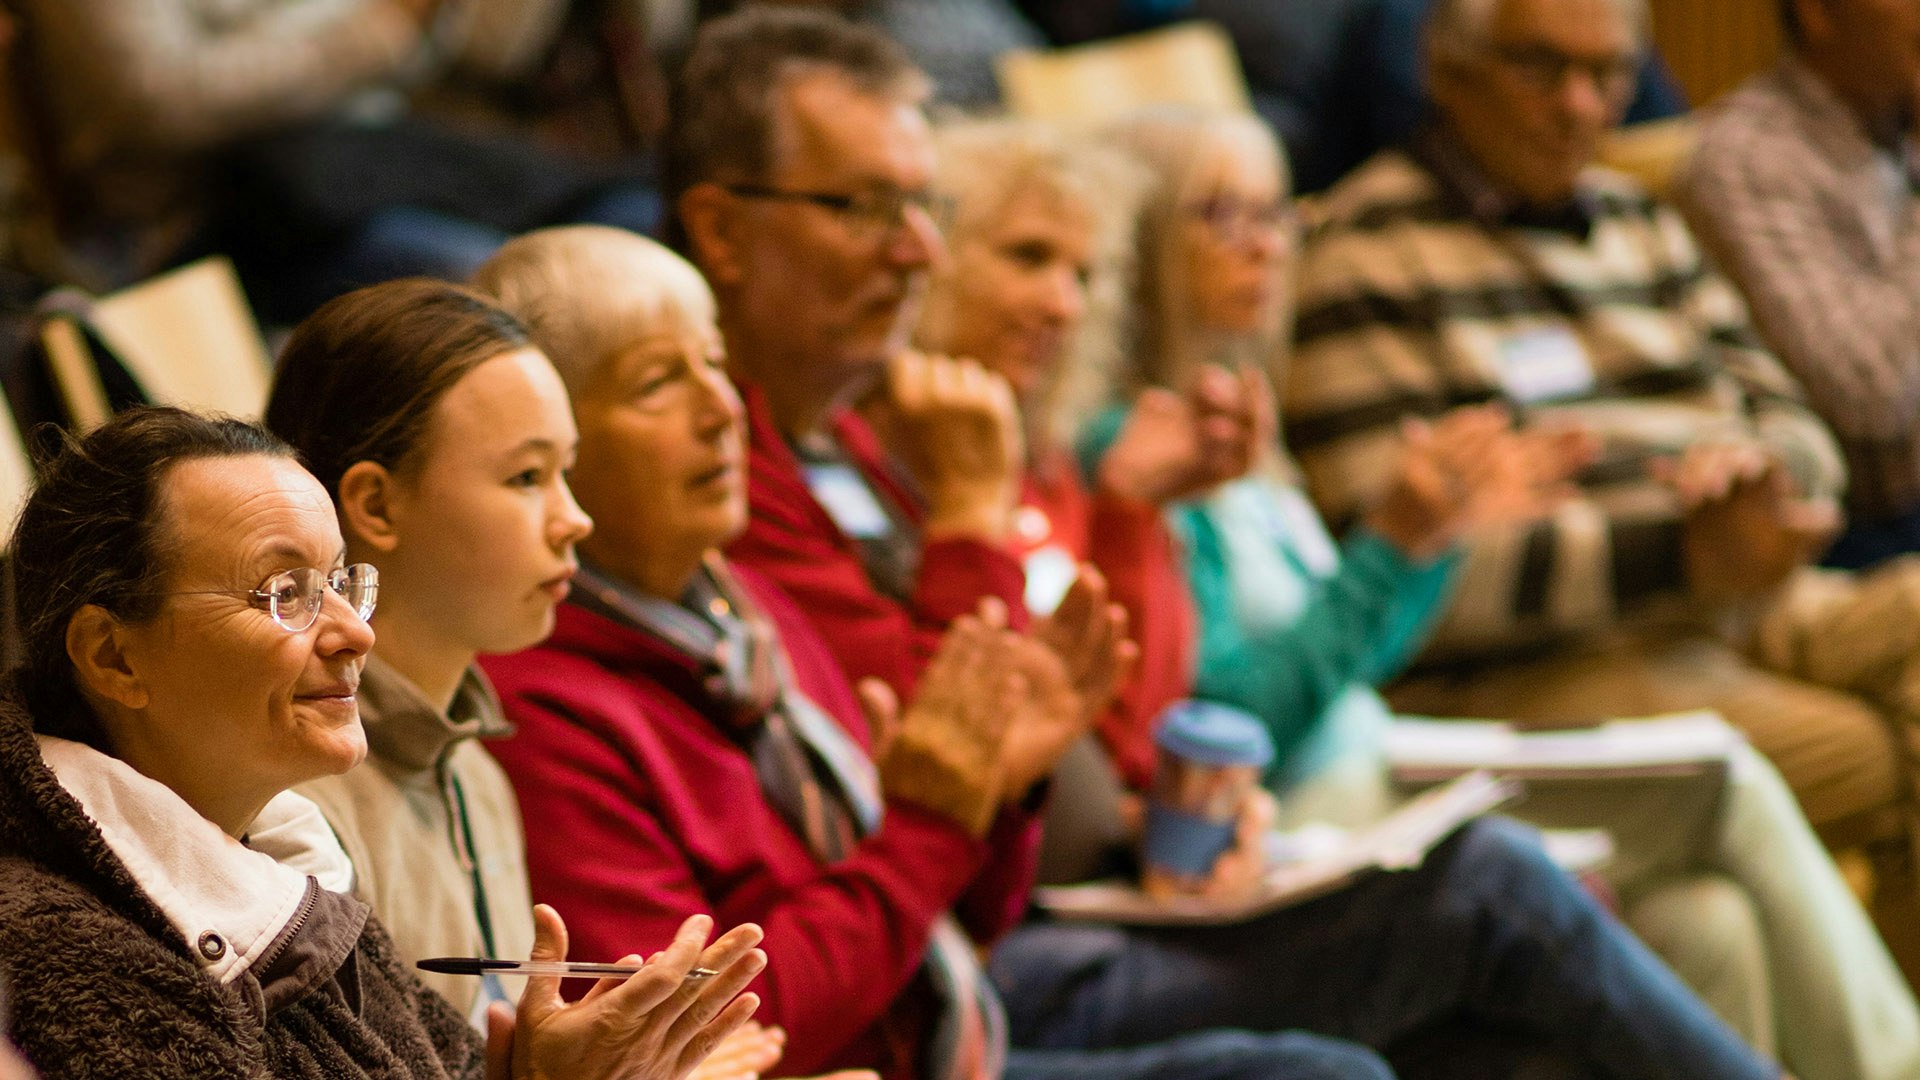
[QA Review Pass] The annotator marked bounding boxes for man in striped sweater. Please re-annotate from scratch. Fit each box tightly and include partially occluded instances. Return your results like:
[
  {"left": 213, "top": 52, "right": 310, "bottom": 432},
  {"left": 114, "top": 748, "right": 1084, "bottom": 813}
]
[{"left": 1287, "top": 0, "right": 1920, "bottom": 980}]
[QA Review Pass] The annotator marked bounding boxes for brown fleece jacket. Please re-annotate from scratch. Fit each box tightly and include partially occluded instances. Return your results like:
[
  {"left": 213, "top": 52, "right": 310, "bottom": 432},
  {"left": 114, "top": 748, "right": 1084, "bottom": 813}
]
[{"left": 0, "top": 694, "right": 486, "bottom": 1079}]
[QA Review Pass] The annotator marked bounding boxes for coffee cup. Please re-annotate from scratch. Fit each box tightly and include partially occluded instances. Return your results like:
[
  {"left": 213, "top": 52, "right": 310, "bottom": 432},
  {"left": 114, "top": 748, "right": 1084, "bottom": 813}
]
[{"left": 1140, "top": 700, "right": 1274, "bottom": 899}]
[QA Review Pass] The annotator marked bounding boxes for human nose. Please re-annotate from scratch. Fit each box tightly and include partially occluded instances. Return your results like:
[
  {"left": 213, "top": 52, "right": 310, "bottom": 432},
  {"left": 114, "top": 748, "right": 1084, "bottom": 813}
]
[
  {"left": 1244, "top": 219, "right": 1285, "bottom": 260},
  {"left": 314, "top": 586, "right": 375, "bottom": 658},
  {"left": 549, "top": 476, "right": 594, "bottom": 549},
  {"left": 691, "top": 363, "right": 744, "bottom": 439},
  {"left": 1558, "top": 63, "right": 1615, "bottom": 126},
  {"left": 1043, "top": 267, "right": 1086, "bottom": 326},
  {"left": 890, "top": 201, "right": 946, "bottom": 269}
]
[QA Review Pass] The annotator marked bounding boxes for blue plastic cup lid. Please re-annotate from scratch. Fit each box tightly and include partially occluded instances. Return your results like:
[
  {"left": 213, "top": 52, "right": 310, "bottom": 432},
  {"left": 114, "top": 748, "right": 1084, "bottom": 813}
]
[{"left": 1152, "top": 699, "right": 1275, "bottom": 768}]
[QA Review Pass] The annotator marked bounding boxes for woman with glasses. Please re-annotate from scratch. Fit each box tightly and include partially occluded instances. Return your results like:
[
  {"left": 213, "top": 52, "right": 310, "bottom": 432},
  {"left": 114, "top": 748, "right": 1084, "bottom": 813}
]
[
  {"left": 0, "top": 405, "right": 767, "bottom": 1078},
  {"left": 471, "top": 221, "right": 1824, "bottom": 1080},
  {"left": 1084, "top": 106, "right": 1920, "bottom": 1079}
]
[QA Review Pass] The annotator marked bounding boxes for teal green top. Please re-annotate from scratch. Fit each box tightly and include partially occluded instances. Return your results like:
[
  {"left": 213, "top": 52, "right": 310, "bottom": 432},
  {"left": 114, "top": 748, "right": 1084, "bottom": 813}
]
[
  {"left": 1081, "top": 407, "right": 1460, "bottom": 789},
  {"left": 1169, "top": 476, "right": 1459, "bottom": 787}
]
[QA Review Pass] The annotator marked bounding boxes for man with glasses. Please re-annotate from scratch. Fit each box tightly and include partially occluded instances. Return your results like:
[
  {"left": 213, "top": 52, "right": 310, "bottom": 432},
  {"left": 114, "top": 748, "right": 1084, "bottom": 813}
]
[
  {"left": 1679, "top": 0, "right": 1920, "bottom": 572},
  {"left": 671, "top": 5, "right": 1033, "bottom": 703},
  {"left": 1289, "top": 0, "right": 1920, "bottom": 1030},
  {"left": 646, "top": 10, "right": 1830, "bottom": 1080}
]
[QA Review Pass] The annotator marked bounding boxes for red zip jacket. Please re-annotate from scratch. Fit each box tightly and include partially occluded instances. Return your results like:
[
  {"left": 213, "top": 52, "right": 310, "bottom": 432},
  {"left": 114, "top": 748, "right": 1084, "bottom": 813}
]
[
  {"left": 724, "top": 382, "right": 1029, "bottom": 698},
  {"left": 482, "top": 564, "right": 1041, "bottom": 1079},
  {"left": 1016, "top": 455, "right": 1198, "bottom": 791}
]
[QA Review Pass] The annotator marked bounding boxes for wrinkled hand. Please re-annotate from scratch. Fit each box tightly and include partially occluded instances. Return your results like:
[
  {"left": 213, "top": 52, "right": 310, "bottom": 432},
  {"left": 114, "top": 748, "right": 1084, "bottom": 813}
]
[
  {"left": 1033, "top": 567, "right": 1137, "bottom": 725},
  {"left": 1666, "top": 456, "right": 1839, "bottom": 603},
  {"left": 882, "top": 351, "right": 1023, "bottom": 541},
  {"left": 687, "top": 1022, "right": 785, "bottom": 1080},
  {"left": 1098, "top": 365, "right": 1269, "bottom": 506},
  {"left": 1197, "top": 788, "right": 1275, "bottom": 903},
  {"left": 870, "top": 603, "right": 1021, "bottom": 836},
  {"left": 1366, "top": 405, "right": 1593, "bottom": 559},
  {"left": 486, "top": 908, "right": 765, "bottom": 1080}
]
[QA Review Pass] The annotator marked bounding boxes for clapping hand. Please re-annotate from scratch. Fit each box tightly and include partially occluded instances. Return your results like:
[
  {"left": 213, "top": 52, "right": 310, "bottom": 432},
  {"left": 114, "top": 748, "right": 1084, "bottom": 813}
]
[
  {"left": 1653, "top": 443, "right": 1839, "bottom": 602},
  {"left": 1098, "top": 364, "right": 1270, "bottom": 507},
  {"left": 1366, "top": 405, "right": 1593, "bottom": 559},
  {"left": 880, "top": 352, "right": 1024, "bottom": 541},
  {"left": 487, "top": 908, "right": 765, "bottom": 1080}
]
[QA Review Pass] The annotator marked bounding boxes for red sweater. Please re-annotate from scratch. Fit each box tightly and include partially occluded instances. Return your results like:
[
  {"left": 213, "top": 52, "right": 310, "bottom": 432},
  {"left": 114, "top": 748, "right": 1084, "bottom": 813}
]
[
  {"left": 1017, "top": 455, "right": 1198, "bottom": 792},
  {"left": 481, "top": 566, "right": 1041, "bottom": 1080},
  {"left": 724, "top": 383, "right": 1029, "bottom": 697}
]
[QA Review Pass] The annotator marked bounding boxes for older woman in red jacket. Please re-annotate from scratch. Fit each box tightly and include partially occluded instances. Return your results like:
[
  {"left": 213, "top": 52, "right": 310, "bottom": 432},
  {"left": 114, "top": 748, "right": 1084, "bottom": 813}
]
[{"left": 472, "top": 227, "right": 1422, "bottom": 1080}]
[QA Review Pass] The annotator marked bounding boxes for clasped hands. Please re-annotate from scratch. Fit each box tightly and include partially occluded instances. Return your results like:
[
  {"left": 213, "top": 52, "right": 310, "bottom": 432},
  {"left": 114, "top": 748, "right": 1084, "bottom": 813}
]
[
  {"left": 866, "top": 570, "right": 1138, "bottom": 837},
  {"left": 1654, "top": 440, "right": 1838, "bottom": 603},
  {"left": 1362, "top": 405, "right": 1594, "bottom": 560}
]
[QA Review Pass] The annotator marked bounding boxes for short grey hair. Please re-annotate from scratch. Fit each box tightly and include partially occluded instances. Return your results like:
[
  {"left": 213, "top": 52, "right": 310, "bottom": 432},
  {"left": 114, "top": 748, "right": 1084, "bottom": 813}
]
[
  {"left": 472, "top": 225, "right": 716, "bottom": 396},
  {"left": 663, "top": 5, "right": 929, "bottom": 248},
  {"left": 1425, "top": 0, "right": 1649, "bottom": 65}
]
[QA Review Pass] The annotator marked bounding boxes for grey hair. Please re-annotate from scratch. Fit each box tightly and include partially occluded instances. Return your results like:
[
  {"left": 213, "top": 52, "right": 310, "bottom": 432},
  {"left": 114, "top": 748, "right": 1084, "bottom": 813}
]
[
  {"left": 473, "top": 225, "right": 717, "bottom": 397},
  {"left": 663, "top": 4, "right": 929, "bottom": 249},
  {"left": 1103, "top": 108, "right": 1294, "bottom": 394},
  {"left": 1426, "top": 0, "right": 1649, "bottom": 65}
]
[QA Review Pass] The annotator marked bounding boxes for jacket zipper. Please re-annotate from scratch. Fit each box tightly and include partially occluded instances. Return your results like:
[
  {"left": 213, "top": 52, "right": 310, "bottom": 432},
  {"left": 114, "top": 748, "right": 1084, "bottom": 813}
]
[{"left": 251, "top": 876, "right": 321, "bottom": 976}]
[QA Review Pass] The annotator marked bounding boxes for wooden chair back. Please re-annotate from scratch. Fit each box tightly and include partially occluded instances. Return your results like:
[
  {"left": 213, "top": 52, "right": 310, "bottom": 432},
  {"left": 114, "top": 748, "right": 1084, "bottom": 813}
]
[
  {"left": 996, "top": 21, "right": 1252, "bottom": 124},
  {"left": 39, "top": 257, "right": 273, "bottom": 431}
]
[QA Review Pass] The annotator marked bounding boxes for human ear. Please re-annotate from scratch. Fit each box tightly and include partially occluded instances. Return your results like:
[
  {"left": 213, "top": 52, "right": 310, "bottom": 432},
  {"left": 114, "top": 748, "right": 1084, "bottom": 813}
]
[
  {"left": 337, "top": 460, "right": 401, "bottom": 555},
  {"left": 678, "top": 182, "right": 745, "bottom": 289},
  {"left": 65, "top": 604, "right": 149, "bottom": 712}
]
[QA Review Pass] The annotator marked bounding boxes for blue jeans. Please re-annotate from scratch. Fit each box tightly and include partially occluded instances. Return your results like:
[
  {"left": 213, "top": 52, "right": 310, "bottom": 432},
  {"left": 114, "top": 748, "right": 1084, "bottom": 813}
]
[
  {"left": 1009, "top": 1029, "right": 1394, "bottom": 1080},
  {"left": 1822, "top": 505, "right": 1920, "bottom": 569},
  {"left": 991, "top": 818, "right": 1777, "bottom": 1080}
]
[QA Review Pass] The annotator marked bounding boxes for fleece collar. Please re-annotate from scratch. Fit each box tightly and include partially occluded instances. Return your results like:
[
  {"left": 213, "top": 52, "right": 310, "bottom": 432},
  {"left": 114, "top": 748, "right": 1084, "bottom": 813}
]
[{"left": 36, "top": 735, "right": 354, "bottom": 988}]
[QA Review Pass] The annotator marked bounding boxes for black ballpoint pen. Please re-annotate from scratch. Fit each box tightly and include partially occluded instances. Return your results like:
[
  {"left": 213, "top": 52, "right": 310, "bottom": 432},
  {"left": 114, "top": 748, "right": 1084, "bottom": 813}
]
[{"left": 417, "top": 958, "right": 720, "bottom": 981}]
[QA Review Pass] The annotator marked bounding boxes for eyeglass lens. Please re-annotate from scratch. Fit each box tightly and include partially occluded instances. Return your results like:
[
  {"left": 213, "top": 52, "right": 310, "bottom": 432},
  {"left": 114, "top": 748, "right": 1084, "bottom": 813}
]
[
  {"left": 261, "top": 565, "right": 379, "bottom": 631},
  {"left": 848, "top": 189, "right": 955, "bottom": 236}
]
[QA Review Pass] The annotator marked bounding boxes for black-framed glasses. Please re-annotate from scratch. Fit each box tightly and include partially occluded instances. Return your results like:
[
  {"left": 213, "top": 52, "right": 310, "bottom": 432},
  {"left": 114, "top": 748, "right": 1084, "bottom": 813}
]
[
  {"left": 167, "top": 564, "right": 379, "bottom": 633},
  {"left": 1185, "top": 195, "right": 1298, "bottom": 245},
  {"left": 1488, "top": 43, "right": 1638, "bottom": 98},
  {"left": 724, "top": 183, "right": 955, "bottom": 238}
]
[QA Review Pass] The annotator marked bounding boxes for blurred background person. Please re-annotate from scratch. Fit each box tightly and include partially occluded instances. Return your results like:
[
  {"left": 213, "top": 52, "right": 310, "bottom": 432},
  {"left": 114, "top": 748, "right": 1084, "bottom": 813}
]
[
  {"left": 1088, "top": 102, "right": 1920, "bottom": 1080},
  {"left": 10, "top": 0, "right": 665, "bottom": 322},
  {"left": 1287, "top": 0, "right": 1920, "bottom": 1026},
  {"left": 1679, "top": 0, "right": 1920, "bottom": 570}
]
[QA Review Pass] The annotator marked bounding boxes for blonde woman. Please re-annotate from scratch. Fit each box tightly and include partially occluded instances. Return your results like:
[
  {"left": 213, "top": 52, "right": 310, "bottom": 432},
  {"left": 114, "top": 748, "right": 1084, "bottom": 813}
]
[
  {"left": 1092, "top": 106, "right": 1920, "bottom": 1080},
  {"left": 902, "top": 119, "right": 1789, "bottom": 1080}
]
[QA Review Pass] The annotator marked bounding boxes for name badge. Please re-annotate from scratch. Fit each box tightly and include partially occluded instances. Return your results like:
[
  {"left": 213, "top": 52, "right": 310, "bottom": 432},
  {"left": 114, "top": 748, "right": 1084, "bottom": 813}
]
[
  {"left": 1271, "top": 487, "right": 1341, "bottom": 578},
  {"left": 1023, "top": 545, "right": 1079, "bottom": 616},
  {"left": 1494, "top": 327, "right": 1594, "bottom": 405},
  {"left": 803, "top": 463, "right": 892, "bottom": 539}
]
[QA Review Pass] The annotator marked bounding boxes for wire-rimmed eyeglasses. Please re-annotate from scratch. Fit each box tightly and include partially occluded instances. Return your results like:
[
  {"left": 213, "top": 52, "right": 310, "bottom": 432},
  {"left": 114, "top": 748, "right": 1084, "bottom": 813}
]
[
  {"left": 165, "top": 564, "right": 379, "bottom": 632},
  {"left": 724, "top": 183, "right": 955, "bottom": 239}
]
